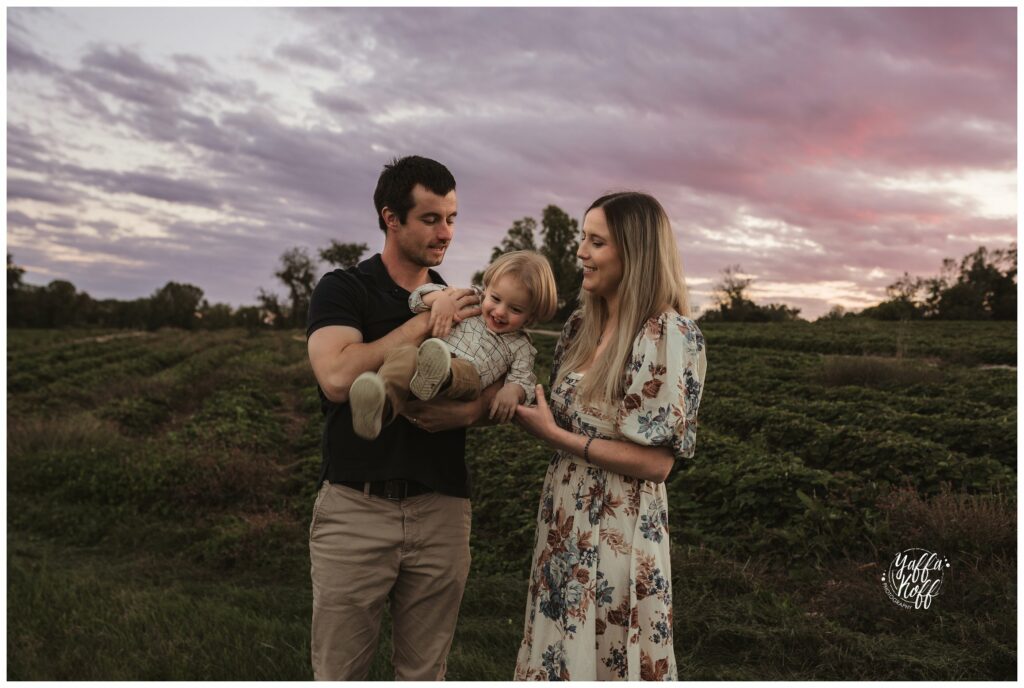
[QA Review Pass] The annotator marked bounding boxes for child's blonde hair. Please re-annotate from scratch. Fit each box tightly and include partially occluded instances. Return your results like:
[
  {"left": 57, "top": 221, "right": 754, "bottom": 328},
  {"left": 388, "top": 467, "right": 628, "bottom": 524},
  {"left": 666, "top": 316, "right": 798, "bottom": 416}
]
[{"left": 482, "top": 250, "right": 559, "bottom": 326}]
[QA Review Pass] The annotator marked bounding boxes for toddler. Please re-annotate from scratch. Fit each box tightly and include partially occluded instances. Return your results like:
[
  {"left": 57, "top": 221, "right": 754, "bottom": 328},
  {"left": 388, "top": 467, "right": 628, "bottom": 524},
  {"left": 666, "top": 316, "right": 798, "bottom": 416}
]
[{"left": 349, "top": 250, "right": 558, "bottom": 440}]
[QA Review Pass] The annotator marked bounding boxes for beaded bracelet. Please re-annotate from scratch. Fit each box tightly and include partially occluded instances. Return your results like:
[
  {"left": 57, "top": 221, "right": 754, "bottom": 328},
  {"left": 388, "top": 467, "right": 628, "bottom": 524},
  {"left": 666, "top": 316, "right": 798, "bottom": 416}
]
[{"left": 583, "top": 436, "right": 595, "bottom": 463}]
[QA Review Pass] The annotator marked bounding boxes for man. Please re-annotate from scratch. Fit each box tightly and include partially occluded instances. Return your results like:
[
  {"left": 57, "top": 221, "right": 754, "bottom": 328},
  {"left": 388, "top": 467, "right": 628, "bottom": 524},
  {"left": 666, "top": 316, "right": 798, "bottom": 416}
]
[{"left": 306, "top": 155, "right": 499, "bottom": 680}]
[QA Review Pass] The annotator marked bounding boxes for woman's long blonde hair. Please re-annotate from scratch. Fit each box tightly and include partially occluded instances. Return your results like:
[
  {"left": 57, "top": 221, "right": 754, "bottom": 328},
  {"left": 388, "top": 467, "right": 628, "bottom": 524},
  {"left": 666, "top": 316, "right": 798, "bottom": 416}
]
[{"left": 555, "top": 192, "right": 692, "bottom": 405}]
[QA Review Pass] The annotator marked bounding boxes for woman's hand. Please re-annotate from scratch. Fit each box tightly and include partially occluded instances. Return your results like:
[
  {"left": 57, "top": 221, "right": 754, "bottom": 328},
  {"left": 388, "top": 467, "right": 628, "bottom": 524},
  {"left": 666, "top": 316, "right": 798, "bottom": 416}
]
[{"left": 514, "top": 384, "right": 563, "bottom": 444}]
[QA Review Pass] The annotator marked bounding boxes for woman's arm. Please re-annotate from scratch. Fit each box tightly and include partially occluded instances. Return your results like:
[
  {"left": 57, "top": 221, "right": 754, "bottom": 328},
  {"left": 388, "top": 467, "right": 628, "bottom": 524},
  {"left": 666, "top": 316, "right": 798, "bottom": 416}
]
[
  {"left": 549, "top": 424, "right": 674, "bottom": 483},
  {"left": 514, "top": 384, "right": 675, "bottom": 483}
]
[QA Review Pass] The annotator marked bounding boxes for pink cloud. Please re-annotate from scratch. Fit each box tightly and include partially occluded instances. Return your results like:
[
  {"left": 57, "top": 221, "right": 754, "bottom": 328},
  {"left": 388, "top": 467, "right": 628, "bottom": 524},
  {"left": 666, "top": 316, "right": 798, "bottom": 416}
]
[{"left": 6, "top": 8, "right": 1015, "bottom": 319}]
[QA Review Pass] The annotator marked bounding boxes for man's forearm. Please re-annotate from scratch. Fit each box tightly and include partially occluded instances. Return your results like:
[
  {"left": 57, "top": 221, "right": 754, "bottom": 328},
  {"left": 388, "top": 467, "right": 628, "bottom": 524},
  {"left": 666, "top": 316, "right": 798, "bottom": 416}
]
[{"left": 322, "top": 313, "right": 430, "bottom": 402}]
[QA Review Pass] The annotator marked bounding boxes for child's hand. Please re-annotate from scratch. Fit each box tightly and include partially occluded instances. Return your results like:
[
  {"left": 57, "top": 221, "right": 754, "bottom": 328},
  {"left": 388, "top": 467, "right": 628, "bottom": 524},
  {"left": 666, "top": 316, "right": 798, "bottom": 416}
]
[
  {"left": 489, "top": 384, "right": 525, "bottom": 423},
  {"left": 429, "top": 292, "right": 458, "bottom": 339}
]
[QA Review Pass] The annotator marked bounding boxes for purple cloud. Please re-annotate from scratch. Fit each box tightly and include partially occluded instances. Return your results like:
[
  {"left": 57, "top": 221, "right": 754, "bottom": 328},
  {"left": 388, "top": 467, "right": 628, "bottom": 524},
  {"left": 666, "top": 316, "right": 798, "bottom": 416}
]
[
  {"left": 5, "top": 7, "right": 1016, "bottom": 316},
  {"left": 274, "top": 42, "right": 341, "bottom": 71},
  {"left": 312, "top": 90, "right": 369, "bottom": 116}
]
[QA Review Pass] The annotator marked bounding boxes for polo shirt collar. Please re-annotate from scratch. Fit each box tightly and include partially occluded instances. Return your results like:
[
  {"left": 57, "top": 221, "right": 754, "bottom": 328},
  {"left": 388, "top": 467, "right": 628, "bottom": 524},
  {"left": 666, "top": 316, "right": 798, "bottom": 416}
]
[{"left": 359, "top": 253, "right": 446, "bottom": 294}]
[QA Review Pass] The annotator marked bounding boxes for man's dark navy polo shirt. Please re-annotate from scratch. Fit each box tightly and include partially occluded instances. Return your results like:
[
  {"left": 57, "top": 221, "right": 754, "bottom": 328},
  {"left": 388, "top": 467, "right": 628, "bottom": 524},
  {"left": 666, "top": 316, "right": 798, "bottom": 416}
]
[{"left": 306, "top": 253, "right": 470, "bottom": 498}]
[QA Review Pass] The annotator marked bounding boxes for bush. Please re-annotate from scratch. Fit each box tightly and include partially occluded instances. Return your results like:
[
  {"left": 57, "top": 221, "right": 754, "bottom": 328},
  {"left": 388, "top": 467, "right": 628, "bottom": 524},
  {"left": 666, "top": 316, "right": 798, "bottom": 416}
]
[
  {"left": 173, "top": 385, "right": 287, "bottom": 454},
  {"left": 100, "top": 394, "right": 174, "bottom": 436},
  {"left": 667, "top": 433, "right": 874, "bottom": 566}
]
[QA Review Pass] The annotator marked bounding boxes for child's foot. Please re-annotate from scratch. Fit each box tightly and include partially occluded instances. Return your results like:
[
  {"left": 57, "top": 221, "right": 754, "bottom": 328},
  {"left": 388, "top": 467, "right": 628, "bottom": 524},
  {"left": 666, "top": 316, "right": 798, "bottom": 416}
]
[
  {"left": 410, "top": 338, "right": 452, "bottom": 401},
  {"left": 349, "top": 372, "right": 387, "bottom": 440}
]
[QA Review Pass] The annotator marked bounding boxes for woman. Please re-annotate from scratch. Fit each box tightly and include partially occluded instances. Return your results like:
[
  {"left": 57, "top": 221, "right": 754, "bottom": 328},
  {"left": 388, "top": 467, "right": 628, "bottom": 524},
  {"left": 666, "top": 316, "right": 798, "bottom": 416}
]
[{"left": 513, "top": 192, "right": 707, "bottom": 681}]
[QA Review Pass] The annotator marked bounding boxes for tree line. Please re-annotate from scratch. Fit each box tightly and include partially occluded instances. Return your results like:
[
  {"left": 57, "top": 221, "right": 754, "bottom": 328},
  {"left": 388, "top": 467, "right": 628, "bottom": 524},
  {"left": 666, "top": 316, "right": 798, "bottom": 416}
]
[
  {"left": 698, "top": 243, "right": 1016, "bottom": 323},
  {"left": 699, "top": 264, "right": 804, "bottom": 323},
  {"left": 6, "top": 240, "right": 368, "bottom": 331},
  {"left": 6, "top": 212, "right": 1016, "bottom": 329},
  {"left": 857, "top": 245, "right": 1016, "bottom": 321},
  {"left": 6, "top": 205, "right": 586, "bottom": 332}
]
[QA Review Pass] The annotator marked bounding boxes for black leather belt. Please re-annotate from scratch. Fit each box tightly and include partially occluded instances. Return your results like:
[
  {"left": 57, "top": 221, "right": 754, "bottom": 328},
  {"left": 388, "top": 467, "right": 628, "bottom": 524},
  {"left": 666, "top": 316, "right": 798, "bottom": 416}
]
[{"left": 337, "top": 479, "right": 433, "bottom": 501}]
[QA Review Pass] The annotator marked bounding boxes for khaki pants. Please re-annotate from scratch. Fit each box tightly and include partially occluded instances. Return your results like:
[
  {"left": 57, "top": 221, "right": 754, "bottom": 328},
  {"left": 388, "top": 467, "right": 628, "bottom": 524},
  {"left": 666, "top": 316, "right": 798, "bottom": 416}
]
[
  {"left": 309, "top": 482, "right": 472, "bottom": 680},
  {"left": 379, "top": 345, "right": 482, "bottom": 423}
]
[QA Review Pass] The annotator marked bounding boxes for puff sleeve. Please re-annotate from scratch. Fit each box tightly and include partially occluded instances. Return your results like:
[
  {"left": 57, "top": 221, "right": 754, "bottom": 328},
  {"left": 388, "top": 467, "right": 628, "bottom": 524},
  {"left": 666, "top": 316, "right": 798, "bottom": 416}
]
[{"left": 617, "top": 312, "right": 707, "bottom": 461}]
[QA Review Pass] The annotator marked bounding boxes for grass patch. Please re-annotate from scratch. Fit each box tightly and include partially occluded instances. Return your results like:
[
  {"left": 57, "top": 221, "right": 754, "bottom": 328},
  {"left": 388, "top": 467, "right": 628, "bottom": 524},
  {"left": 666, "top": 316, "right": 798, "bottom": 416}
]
[
  {"left": 6, "top": 325, "right": 1015, "bottom": 679},
  {"left": 7, "top": 540, "right": 311, "bottom": 680}
]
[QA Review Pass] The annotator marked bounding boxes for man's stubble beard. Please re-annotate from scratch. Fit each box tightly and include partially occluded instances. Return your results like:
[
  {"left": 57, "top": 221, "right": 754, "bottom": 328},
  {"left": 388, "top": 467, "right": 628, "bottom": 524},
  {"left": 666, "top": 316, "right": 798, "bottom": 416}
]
[{"left": 403, "top": 244, "right": 446, "bottom": 269}]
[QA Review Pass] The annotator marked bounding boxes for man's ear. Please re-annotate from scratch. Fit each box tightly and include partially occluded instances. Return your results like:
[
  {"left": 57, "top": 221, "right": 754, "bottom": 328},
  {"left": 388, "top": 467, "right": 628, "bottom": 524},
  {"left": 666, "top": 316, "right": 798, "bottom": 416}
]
[{"left": 381, "top": 207, "right": 400, "bottom": 232}]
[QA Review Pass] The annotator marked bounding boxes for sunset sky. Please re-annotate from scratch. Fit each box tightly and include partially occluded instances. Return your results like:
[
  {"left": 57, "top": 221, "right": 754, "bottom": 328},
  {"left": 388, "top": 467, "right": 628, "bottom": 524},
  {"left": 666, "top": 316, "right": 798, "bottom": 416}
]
[{"left": 7, "top": 7, "right": 1017, "bottom": 319}]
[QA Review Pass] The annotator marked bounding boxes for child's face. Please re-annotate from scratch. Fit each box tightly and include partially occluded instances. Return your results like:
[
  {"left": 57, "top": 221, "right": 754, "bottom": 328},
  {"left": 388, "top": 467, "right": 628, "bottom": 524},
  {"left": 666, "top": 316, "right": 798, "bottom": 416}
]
[{"left": 482, "top": 274, "right": 532, "bottom": 334}]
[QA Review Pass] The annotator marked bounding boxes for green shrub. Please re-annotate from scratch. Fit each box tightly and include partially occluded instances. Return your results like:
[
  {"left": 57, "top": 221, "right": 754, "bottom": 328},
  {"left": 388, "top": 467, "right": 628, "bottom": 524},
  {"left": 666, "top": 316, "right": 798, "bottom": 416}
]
[
  {"left": 173, "top": 385, "right": 287, "bottom": 454},
  {"left": 668, "top": 433, "right": 875, "bottom": 566},
  {"left": 466, "top": 423, "right": 550, "bottom": 576},
  {"left": 100, "top": 394, "right": 174, "bottom": 436}
]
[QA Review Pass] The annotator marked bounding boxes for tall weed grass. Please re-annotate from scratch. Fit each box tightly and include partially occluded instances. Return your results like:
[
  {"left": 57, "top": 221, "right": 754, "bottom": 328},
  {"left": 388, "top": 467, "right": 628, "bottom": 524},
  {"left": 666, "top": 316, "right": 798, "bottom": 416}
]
[{"left": 821, "top": 355, "right": 943, "bottom": 388}]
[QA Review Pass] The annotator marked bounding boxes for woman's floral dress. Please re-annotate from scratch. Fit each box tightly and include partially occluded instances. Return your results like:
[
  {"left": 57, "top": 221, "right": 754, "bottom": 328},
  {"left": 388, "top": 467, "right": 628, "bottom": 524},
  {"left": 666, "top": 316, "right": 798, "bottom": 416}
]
[{"left": 514, "top": 309, "right": 707, "bottom": 681}]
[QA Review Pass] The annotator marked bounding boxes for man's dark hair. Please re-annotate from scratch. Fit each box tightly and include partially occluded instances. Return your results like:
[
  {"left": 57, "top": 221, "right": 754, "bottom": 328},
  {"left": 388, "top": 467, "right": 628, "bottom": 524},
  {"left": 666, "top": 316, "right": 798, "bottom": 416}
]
[{"left": 373, "top": 156, "right": 456, "bottom": 232}]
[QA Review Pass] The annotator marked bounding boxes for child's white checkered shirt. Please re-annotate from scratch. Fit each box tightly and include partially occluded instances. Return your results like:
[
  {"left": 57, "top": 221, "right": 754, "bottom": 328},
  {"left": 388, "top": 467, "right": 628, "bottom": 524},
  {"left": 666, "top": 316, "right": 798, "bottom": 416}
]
[{"left": 410, "top": 284, "right": 537, "bottom": 403}]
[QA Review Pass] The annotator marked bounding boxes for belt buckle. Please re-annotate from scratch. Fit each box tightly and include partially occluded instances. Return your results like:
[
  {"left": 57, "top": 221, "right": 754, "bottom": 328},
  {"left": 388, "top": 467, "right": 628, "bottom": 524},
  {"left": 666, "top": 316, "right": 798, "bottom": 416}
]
[{"left": 383, "top": 479, "right": 406, "bottom": 500}]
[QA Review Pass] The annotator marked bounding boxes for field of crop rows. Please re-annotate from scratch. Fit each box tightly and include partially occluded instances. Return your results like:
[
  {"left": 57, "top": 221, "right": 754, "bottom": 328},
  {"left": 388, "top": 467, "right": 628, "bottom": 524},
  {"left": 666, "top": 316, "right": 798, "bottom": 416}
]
[{"left": 7, "top": 321, "right": 1016, "bottom": 679}]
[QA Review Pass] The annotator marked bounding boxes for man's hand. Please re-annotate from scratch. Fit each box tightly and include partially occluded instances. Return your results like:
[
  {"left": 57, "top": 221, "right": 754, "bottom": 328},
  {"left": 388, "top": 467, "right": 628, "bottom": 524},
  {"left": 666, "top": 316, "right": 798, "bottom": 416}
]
[
  {"left": 449, "top": 287, "right": 482, "bottom": 324},
  {"left": 489, "top": 383, "right": 525, "bottom": 423},
  {"left": 403, "top": 377, "right": 503, "bottom": 431},
  {"left": 428, "top": 291, "right": 458, "bottom": 339},
  {"left": 404, "top": 396, "right": 482, "bottom": 432}
]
